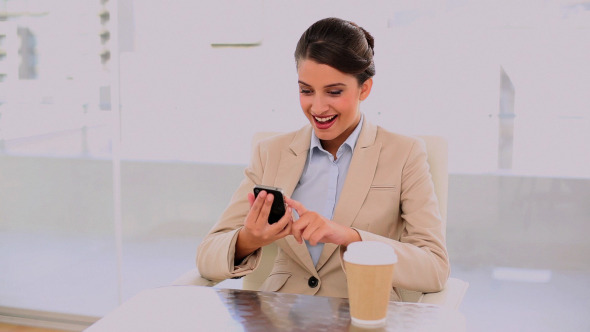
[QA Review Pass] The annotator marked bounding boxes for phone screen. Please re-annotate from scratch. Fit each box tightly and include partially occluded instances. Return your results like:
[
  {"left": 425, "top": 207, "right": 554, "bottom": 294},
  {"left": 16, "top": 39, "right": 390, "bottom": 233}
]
[{"left": 253, "top": 185, "right": 286, "bottom": 224}]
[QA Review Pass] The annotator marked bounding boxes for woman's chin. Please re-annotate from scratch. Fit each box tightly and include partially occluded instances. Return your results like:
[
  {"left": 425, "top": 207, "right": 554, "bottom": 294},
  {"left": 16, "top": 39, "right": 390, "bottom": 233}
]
[{"left": 315, "top": 132, "right": 337, "bottom": 142}]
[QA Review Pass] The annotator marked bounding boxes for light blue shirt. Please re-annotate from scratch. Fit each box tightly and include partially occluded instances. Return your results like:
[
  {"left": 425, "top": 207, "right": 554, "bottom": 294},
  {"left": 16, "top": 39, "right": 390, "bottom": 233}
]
[{"left": 291, "top": 115, "right": 364, "bottom": 268}]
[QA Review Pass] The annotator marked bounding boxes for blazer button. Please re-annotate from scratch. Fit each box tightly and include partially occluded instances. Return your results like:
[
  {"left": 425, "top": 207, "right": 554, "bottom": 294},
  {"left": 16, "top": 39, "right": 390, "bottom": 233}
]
[{"left": 308, "top": 276, "right": 319, "bottom": 288}]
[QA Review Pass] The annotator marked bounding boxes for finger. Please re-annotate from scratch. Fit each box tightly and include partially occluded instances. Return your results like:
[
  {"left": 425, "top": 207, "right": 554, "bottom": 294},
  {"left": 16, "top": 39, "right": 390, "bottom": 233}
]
[
  {"left": 256, "top": 193, "right": 274, "bottom": 225},
  {"left": 285, "top": 197, "right": 308, "bottom": 216},
  {"left": 308, "top": 227, "right": 328, "bottom": 246},
  {"left": 247, "top": 192, "right": 255, "bottom": 207},
  {"left": 290, "top": 216, "right": 307, "bottom": 244},
  {"left": 272, "top": 206, "right": 292, "bottom": 231},
  {"left": 276, "top": 208, "right": 293, "bottom": 238},
  {"left": 246, "top": 191, "right": 267, "bottom": 225},
  {"left": 301, "top": 221, "right": 322, "bottom": 244},
  {"left": 252, "top": 190, "right": 267, "bottom": 211},
  {"left": 253, "top": 190, "right": 267, "bottom": 205}
]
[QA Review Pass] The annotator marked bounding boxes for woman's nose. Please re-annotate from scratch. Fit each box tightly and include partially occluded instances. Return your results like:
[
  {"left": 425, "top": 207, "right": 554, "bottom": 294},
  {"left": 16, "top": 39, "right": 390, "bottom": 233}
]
[{"left": 311, "top": 96, "right": 328, "bottom": 113}]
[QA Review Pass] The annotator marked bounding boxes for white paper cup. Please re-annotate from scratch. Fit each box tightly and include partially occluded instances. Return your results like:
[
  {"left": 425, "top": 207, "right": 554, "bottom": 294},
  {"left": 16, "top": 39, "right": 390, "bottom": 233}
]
[{"left": 343, "top": 241, "right": 397, "bottom": 328}]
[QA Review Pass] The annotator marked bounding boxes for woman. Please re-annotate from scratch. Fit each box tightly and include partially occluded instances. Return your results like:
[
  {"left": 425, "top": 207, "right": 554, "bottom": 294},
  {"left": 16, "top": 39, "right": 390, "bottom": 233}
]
[{"left": 197, "top": 17, "right": 449, "bottom": 300}]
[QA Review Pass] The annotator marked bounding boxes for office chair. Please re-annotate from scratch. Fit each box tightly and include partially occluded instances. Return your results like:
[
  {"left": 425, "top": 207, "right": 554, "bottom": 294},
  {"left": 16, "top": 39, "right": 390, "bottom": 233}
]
[{"left": 173, "top": 132, "right": 469, "bottom": 310}]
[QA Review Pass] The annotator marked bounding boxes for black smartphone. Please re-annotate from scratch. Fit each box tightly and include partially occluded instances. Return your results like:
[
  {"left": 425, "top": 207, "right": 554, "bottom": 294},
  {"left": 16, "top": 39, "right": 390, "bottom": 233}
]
[{"left": 253, "top": 185, "right": 286, "bottom": 224}]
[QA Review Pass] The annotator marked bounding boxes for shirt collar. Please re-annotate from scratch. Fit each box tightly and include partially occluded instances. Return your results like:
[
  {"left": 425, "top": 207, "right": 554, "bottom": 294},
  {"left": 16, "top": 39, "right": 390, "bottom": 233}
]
[{"left": 310, "top": 114, "right": 364, "bottom": 156}]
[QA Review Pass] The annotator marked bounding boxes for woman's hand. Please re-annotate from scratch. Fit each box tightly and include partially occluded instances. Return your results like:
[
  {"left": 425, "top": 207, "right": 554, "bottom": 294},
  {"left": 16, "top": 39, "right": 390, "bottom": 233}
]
[
  {"left": 235, "top": 191, "right": 292, "bottom": 262},
  {"left": 286, "top": 197, "right": 361, "bottom": 247}
]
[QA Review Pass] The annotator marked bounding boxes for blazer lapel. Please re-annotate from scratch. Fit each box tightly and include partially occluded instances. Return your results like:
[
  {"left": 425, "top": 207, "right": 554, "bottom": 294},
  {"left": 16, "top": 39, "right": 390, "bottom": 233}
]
[
  {"left": 274, "top": 126, "right": 318, "bottom": 275},
  {"left": 274, "top": 125, "right": 311, "bottom": 197},
  {"left": 316, "top": 120, "right": 381, "bottom": 271}
]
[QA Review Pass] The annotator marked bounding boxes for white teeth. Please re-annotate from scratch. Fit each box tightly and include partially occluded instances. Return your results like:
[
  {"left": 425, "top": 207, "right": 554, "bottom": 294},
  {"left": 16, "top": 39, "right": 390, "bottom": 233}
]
[{"left": 314, "top": 115, "right": 336, "bottom": 123}]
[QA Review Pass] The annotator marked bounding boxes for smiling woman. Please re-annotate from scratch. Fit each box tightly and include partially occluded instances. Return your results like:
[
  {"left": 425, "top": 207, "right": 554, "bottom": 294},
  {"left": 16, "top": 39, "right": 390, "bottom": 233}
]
[{"left": 196, "top": 17, "right": 449, "bottom": 300}]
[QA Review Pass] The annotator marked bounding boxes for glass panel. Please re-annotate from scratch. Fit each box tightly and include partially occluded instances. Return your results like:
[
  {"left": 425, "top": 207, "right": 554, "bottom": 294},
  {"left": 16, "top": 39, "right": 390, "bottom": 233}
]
[
  {"left": 115, "top": 0, "right": 269, "bottom": 298},
  {"left": 0, "top": 0, "right": 118, "bottom": 317}
]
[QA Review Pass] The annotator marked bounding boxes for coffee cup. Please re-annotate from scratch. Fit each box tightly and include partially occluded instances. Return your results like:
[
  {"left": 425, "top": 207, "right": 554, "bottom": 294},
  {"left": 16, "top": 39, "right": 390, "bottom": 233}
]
[{"left": 343, "top": 241, "right": 397, "bottom": 328}]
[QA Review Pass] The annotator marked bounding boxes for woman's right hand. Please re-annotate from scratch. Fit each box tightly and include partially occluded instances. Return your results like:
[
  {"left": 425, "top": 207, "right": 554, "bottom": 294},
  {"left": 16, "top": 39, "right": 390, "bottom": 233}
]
[{"left": 234, "top": 190, "right": 292, "bottom": 262}]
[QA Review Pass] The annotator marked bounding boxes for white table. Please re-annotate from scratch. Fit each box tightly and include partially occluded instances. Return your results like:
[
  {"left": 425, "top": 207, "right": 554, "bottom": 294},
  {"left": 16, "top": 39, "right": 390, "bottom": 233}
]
[{"left": 86, "top": 286, "right": 465, "bottom": 331}]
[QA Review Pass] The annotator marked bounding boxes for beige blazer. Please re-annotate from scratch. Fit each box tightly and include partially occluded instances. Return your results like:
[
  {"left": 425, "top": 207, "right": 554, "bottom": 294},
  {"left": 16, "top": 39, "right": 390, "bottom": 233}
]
[{"left": 197, "top": 119, "right": 449, "bottom": 301}]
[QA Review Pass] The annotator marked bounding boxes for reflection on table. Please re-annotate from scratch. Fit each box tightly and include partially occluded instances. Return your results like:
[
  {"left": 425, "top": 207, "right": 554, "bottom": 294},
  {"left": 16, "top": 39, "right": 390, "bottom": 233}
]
[{"left": 85, "top": 286, "right": 465, "bottom": 332}]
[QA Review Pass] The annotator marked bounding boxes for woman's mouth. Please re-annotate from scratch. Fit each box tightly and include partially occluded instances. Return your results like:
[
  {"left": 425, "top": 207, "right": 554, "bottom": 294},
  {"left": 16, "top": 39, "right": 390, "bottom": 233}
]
[{"left": 313, "top": 115, "right": 338, "bottom": 129}]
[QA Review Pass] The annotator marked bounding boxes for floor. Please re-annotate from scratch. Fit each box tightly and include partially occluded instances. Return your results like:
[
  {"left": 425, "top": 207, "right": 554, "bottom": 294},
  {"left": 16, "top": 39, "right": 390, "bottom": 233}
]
[
  {"left": 2, "top": 231, "right": 589, "bottom": 331},
  {"left": 0, "top": 323, "right": 66, "bottom": 332}
]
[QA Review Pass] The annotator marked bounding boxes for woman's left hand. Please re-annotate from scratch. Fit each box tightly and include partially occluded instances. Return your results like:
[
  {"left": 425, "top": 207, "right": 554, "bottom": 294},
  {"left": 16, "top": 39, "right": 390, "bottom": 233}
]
[{"left": 285, "top": 197, "right": 361, "bottom": 246}]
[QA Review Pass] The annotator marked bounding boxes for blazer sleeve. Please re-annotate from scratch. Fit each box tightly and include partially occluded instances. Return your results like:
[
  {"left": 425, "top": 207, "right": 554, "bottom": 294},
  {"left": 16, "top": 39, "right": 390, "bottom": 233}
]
[
  {"left": 196, "top": 142, "right": 266, "bottom": 281},
  {"left": 354, "top": 139, "right": 450, "bottom": 293}
]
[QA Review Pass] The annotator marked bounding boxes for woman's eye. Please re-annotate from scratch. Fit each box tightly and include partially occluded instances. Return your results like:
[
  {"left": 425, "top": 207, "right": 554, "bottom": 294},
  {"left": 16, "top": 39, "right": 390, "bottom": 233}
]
[
  {"left": 300, "top": 89, "right": 313, "bottom": 95},
  {"left": 328, "top": 90, "right": 343, "bottom": 96}
]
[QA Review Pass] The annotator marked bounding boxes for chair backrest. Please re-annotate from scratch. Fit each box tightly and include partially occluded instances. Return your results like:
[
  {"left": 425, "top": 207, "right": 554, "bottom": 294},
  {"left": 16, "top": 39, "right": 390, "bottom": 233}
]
[
  {"left": 242, "top": 132, "right": 449, "bottom": 292},
  {"left": 417, "top": 136, "right": 449, "bottom": 233}
]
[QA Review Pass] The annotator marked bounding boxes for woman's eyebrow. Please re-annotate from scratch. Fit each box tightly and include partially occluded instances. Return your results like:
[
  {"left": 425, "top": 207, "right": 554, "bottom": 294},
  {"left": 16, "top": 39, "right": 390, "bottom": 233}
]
[{"left": 298, "top": 80, "right": 346, "bottom": 88}]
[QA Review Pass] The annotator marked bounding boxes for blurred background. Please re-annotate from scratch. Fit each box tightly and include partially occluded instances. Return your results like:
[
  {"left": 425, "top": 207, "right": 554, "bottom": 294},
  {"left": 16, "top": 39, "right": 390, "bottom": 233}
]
[{"left": 0, "top": 0, "right": 589, "bottom": 331}]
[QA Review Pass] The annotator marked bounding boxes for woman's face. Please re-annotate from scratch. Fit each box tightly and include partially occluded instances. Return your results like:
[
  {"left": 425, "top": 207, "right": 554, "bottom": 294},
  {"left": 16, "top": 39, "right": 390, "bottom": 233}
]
[{"left": 297, "top": 60, "right": 372, "bottom": 152}]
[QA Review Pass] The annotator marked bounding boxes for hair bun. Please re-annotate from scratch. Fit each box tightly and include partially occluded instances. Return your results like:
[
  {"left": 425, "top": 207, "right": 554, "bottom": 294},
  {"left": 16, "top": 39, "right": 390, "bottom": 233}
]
[
  {"left": 295, "top": 17, "right": 376, "bottom": 84},
  {"left": 359, "top": 27, "right": 375, "bottom": 54}
]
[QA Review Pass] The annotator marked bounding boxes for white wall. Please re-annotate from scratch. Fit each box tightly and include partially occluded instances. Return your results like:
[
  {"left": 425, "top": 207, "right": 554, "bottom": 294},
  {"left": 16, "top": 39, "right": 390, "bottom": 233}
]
[
  {"left": 114, "top": 0, "right": 590, "bottom": 177},
  {"left": 2, "top": 1, "right": 588, "bottom": 176}
]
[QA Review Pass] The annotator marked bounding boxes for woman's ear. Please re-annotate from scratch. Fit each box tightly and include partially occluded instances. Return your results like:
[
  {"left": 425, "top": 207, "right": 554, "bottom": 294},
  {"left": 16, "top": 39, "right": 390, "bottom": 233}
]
[{"left": 359, "top": 78, "right": 373, "bottom": 101}]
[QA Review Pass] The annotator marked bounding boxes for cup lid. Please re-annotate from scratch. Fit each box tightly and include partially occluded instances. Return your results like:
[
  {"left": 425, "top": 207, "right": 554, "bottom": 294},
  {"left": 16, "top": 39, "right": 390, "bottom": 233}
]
[{"left": 343, "top": 241, "right": 397, "bottom": 265}]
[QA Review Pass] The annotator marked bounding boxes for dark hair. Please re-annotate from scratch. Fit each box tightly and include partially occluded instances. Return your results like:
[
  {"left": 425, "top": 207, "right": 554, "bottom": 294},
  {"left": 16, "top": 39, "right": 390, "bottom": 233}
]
[{"left": 294, "top": 17, "right": 375, "bottom": 84}]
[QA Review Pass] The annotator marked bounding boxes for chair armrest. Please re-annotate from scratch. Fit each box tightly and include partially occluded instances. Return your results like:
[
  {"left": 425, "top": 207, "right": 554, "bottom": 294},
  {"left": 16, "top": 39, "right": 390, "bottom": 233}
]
[
  {"left": 420, "top": 277, "right": 469, "bottom": 310},
  {"left": 171, "top": 268, "right": 221, "bottom": 287}
]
